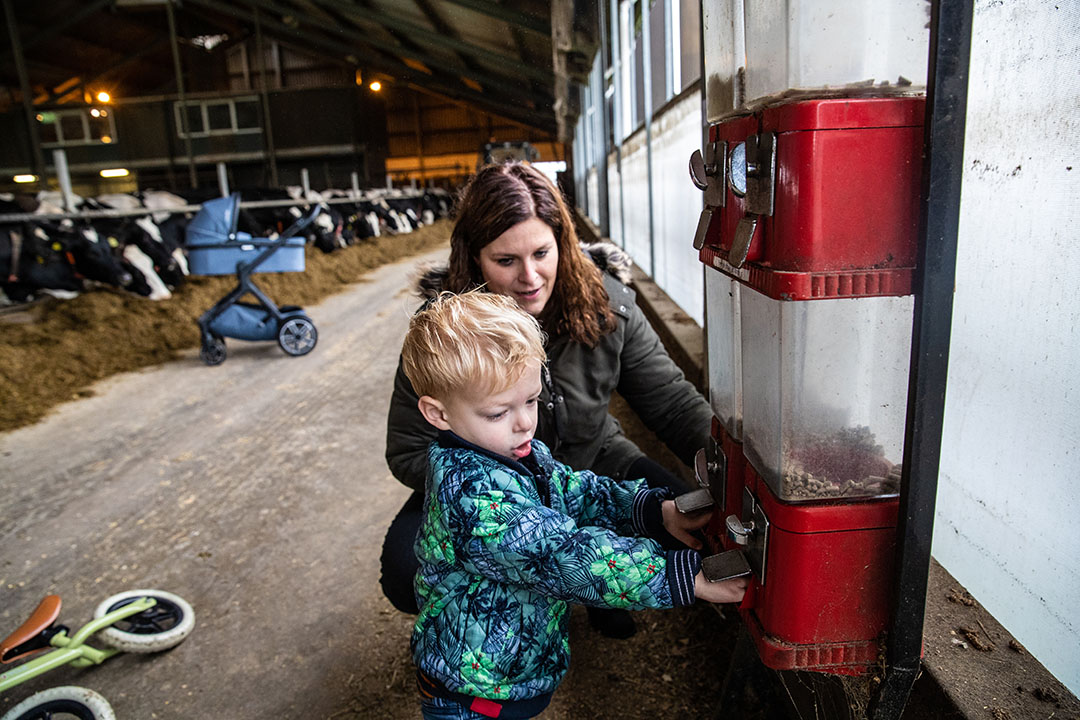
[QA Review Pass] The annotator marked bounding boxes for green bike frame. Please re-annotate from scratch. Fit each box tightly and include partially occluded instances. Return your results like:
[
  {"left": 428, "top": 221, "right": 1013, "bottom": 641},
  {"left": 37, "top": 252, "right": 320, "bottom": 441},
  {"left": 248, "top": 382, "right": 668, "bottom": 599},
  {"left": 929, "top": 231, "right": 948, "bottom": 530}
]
[{"left": 0, "top": 597, "right": 156, "bottom": 693}]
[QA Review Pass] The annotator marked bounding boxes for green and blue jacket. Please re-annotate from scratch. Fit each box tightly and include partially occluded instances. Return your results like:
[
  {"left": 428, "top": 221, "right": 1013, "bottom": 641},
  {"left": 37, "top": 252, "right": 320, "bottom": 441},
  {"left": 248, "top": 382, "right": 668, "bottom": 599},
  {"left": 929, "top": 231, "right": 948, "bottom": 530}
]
[{"left": 411, "top": 431, "right": 701, "bottom": 715}]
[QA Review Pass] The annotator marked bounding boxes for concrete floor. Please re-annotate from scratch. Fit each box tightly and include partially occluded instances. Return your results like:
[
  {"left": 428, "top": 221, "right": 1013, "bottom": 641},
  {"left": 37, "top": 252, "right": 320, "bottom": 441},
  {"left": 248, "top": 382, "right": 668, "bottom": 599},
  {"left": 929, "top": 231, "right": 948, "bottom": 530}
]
[
  {"left": 7, "top": 242, "right": 1072, "bottom": 720},
  {"left": 0, "top": 249, "right": 440, "bottom": 718}
]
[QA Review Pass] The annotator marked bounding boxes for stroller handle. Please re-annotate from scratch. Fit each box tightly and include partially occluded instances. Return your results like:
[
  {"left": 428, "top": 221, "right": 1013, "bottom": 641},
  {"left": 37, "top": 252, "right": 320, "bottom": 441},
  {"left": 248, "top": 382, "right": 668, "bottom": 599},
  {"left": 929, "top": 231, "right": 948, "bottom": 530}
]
[{"left": 276, "top": 203, "right": 323, "bottom": 242}]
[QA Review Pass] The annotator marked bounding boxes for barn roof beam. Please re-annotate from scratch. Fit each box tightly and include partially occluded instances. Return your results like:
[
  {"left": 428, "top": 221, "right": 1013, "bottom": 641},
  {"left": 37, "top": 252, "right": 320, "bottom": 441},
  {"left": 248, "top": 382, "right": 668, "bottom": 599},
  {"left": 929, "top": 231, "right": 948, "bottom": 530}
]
[
  {"left": 39, "top": 35, "right": 173, "bottom": 105},
  {"left": 305, "top": 0, "right": 552, "bottom": 84},
  {"left": 0, "top": 0, "right": 114, "bottom": 64},
  {"left": 226, "top": 0, "right": 551, "bottom": 106},
  {"left": 181, "top": 0, "right": 554, "bottom": 133},
  {"left": 436, "top": 0, "right": 550, "bottom": 37},
  {"left": 411, "top": 0, "right": 488, "bottom": 86}
]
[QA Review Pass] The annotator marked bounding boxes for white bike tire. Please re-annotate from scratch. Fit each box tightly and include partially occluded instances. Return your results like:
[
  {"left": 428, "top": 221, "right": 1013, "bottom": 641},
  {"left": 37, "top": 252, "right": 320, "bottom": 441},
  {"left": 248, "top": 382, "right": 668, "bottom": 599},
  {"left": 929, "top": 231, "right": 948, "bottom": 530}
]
[
  {"left": 92, "top": 589, "right": 195, "bottom": 654},
  {"left": 0, "top": 685, "right": 115, "bottom": 720}
]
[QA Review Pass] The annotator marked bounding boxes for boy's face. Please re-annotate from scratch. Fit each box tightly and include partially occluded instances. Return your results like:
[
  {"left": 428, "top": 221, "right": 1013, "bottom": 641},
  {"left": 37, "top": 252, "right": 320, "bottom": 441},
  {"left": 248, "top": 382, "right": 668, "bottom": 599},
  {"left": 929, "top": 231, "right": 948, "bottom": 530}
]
[{"left": 419, "top": 366, "right": 542, "bottom": 460}]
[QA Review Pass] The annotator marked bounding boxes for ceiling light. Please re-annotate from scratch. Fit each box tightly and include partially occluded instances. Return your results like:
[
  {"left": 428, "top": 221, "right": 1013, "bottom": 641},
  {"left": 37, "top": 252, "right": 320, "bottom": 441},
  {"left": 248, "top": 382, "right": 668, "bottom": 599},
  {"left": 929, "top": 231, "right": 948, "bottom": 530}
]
[
  {"left": 96, "top": 91, "right": 111, "bottom": 103},
  {"left": 369, "top": 81, "right": 382, "bottom": 92},
  {"left": 100, "top": 168, "right": 129, "bottom": 178},
  {"left": 13, "top": 174, "right": 38, "bottom": 183}
]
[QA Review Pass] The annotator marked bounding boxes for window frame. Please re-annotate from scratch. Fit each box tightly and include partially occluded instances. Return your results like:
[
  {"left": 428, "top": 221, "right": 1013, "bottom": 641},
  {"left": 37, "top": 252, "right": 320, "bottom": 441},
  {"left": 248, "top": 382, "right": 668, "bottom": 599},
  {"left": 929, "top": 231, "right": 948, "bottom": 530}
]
[
  {"left": 173, "top": 96, "right": 263, "bottom": 139},
  {"left": 38, "top": 108, "right": 118, "bottom": 148}
]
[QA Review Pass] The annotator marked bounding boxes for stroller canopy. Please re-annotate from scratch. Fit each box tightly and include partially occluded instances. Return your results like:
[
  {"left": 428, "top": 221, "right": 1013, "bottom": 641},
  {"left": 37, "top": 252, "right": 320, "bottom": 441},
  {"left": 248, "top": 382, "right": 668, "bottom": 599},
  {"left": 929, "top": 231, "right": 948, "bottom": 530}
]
[{"left": 187, "top": 194, "right": 243, "bottom": 247}]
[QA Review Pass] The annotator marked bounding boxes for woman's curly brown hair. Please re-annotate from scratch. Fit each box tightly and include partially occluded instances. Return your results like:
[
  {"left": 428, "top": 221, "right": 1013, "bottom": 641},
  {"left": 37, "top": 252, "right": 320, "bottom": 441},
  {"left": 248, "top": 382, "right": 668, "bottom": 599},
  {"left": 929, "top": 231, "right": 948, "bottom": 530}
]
[{"left": 445, "top": 162, "right": 615, "bottom": 346}]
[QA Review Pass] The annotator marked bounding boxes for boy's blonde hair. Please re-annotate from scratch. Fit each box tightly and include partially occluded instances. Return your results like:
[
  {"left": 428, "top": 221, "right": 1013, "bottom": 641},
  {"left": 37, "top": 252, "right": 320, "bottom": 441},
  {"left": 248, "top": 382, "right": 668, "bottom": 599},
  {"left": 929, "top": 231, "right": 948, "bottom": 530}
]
[{"left": 401, "top": 291, "right": 547, "bottom": 399}]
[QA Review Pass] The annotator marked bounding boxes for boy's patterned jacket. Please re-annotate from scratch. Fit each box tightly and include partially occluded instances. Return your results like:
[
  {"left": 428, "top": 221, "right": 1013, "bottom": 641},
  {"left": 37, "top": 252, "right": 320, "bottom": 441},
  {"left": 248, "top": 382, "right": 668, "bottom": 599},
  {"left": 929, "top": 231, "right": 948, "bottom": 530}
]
[{"left": 412, "top": 431, "right": 701, "bottom": 707}]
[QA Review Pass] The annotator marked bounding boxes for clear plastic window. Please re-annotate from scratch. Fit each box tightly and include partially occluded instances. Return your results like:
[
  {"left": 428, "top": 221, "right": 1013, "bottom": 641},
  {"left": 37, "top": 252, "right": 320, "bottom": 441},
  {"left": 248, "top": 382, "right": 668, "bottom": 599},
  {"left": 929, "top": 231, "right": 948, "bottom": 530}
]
[
  {"left": 705, "top": 269, "right": 742, "bottom": 439},
  {"left": 741, "top": 289, "right": 913, "bottom": 502}
]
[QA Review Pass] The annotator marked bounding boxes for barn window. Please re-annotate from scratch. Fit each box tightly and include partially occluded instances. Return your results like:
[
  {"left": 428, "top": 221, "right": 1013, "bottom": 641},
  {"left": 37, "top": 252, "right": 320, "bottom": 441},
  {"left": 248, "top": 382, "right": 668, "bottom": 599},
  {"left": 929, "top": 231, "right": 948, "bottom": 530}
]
[
  {"left": 206, "top": 102, "right": 232, "bottom": 132},
  {"left": 37, "top": 108, "right": 118, "bottom": 147},
  {"left": 174, "top": 96, "right": 263, "bottom": 138},
  {"left": 234, "top": 100, "right": 260, "bottom": 130}
]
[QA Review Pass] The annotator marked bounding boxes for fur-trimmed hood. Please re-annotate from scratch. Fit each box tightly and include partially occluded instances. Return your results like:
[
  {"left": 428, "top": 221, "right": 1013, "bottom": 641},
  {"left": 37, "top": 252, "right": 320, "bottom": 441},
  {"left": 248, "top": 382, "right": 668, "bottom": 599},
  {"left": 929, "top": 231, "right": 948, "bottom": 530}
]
[{"left": 413, "top": 241, "right": 632, "bottom": 299}]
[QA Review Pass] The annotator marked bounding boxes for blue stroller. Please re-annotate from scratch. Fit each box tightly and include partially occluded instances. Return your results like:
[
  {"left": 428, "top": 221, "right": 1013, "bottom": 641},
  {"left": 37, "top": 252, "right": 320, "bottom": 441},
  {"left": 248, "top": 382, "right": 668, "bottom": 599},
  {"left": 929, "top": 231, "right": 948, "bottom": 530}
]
[{"left": 186, "top": 193, "right": 321, "bottom": 366}]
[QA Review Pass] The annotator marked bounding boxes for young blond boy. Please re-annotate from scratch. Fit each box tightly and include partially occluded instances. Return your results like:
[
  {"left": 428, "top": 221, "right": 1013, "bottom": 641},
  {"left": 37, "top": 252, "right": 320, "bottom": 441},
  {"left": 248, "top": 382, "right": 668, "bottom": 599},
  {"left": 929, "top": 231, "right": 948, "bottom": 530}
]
[{"left": 401, "top": 292, "right": 746, "bottom": 720}]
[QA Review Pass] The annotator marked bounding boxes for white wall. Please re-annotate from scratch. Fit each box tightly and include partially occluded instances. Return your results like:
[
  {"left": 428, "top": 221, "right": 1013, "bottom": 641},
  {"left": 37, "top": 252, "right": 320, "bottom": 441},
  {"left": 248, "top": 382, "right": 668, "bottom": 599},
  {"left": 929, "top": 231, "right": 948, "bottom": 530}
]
[
  {"left": 934, "top": 1, "right": 1080, "bottom": 694},
  {"left": 607, "top": 152, "right": 623, "bottom": 248},
  {"left": 618, "top": 128, "right": 652, "bottom": 275},
  {"left": 605, "top": 91, "right": 706, "bottom": 326},
  {"left": 648, "top": 90, "right": 706, "bottom": 326}
]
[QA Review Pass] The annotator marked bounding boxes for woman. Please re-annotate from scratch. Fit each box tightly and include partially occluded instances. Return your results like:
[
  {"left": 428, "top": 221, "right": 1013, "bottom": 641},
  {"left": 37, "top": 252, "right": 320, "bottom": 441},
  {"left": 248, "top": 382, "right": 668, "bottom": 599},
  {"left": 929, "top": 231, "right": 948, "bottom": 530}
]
[{"left": 382, "top": 162, "right": 713, "bottom": 637}]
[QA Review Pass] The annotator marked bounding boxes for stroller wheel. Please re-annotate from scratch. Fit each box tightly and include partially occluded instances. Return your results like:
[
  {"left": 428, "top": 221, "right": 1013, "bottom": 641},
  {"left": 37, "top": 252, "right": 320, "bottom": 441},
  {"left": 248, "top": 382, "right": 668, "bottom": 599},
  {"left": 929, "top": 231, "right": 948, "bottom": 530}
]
[
  {"left": 278, "top": 316, "right": 318, "bottom": 357},
  {"left": 200, "top": 336, "right": 227, "bottom": 366}
]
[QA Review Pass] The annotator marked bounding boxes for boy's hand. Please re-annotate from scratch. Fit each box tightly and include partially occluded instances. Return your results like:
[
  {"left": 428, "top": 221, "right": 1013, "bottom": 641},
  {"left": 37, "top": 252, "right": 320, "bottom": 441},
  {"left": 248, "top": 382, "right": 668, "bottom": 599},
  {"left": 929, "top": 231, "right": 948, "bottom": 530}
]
[
  {"left": 660, "top": 499, "right": 709, "bottom": 550},
  {"left": 694, "top": 571, "right": 748, "bottom": 604}
]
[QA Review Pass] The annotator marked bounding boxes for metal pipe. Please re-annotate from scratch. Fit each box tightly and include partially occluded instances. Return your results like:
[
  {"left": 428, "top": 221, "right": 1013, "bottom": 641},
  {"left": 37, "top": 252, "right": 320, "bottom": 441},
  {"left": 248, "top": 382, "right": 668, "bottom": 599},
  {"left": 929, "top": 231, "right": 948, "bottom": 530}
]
[
  {"left": 611, "top": 0, "right": 625, "bottom": 249},
  {"left": 869, "top": 1, "right": 974, "bottom": 718},
  {"left": 300, "top": 168, "right": 311, "bottom": 196},
  {"left": 413, "top": 94, "right": 426, "bottom": 185},
  {"left": 642, "top": 0, "right": 655, "bottom": 276},
  {"left": 53, "top": 150, "right": 75, "bottom": 212},
  {"left": 217, "top": 162, "right": 230, "bottom": 197},
  {"left": 253, "top": 7, "right": 279, "bottom": 187},
  {"left": 596, "top": 0, "right": 611, "bottom": 237},
  {"left": 166, "top": 0, "right": 198, "bottom": 188},
  {"left": 0, "top": 192, "right": 431, "bottom": 225},
  {"left": 3, "top": 0, "right": 45, "bottom": 185},
  {"left": 351, "top": 172, "right": 360, "bottom": 199}
]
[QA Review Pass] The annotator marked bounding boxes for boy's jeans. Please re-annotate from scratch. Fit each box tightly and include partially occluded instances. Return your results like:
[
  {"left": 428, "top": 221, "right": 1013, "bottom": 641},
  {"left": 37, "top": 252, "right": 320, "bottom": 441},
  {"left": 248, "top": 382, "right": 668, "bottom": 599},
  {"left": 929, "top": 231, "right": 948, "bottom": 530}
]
[{"left": 421, "top": 695, "right": 520, "bottom": 720}]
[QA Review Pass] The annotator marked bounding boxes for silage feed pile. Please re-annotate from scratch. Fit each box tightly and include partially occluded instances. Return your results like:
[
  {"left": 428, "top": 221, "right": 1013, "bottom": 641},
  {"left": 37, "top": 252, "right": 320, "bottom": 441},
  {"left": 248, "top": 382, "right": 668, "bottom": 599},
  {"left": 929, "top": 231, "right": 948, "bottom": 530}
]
[{"left": 0, "top": 220, "right": 450, "bottom": 433}]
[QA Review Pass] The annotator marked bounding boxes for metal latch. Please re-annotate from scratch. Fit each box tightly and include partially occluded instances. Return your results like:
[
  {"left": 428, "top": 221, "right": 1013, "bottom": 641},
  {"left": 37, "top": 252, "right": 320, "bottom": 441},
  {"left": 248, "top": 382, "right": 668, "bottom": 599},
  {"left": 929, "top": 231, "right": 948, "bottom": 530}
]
[
  {"left": 689, "top": 140, "right": 726, "bottom": 208},
  {"left": 692, "top": 207, "right": 713, "bottom": 251},
  {"left": 727, "top": 132, "right": 776, "bottom": 268},
  {"left": 693, "top": 447, "right": 710, "bottom": 488},
  {"left": 701, "top": 549, "right": 752, "bottom": 583},
  {"left": 690, "top": 141, "right": 726, "bottom": 252},
  {"left": 724, "top": 487, "right": 769, "bottom": 584},
  {"left": 675, "top": 488, "right": 715, "bottom": 514},
  {"left": 675, "top": 446, "right": 723, "bottom": 514},
  {"left": 725, "top": 513, "right": 754, "bottom": 545}
]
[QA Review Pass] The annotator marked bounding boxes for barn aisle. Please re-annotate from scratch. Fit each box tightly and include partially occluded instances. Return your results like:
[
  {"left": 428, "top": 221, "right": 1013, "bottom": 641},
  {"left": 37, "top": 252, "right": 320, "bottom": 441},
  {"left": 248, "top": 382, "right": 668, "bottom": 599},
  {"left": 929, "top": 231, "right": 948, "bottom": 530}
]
[
  {"left": 0, "top": 248, "right": 446, "bottom": 719},
  {"left": 1, "top": 244, "right": 757, "bottom": 720}
]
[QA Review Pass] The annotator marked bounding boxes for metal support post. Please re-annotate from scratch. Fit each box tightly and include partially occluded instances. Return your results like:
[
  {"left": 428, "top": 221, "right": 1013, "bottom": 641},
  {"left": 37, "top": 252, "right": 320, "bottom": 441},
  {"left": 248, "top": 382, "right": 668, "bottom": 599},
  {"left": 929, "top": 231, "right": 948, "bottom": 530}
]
[
  {"left": 217, "top": 162, "right": 230, "bottom": 197},
  {"left": 254, "top": 7, "right": 279, "bottom": 187},
  {"left": 53, "top": 150, "right": 75, "bottom": 212},
  {"left": 869, "top": 1, "right": 974, "bottom": 718},
  {"left": 3, "top": 0, "right": 45, "bottom": 185},
  {"left": 413, "top": 94, "right": 425, "bottom": 185},
  {"left": 641, "top": 0, "right": 655, "bottom": 277},
  {"left": 166, "top": 0, "right": 198, "bottom": 188}
]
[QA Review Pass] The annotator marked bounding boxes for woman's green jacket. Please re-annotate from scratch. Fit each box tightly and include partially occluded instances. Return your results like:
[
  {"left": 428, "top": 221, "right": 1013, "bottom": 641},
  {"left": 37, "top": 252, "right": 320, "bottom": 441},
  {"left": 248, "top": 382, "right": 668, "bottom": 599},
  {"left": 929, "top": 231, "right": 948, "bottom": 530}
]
[{"left": 385, "top": 244, "right": 714, "bottom": 492}]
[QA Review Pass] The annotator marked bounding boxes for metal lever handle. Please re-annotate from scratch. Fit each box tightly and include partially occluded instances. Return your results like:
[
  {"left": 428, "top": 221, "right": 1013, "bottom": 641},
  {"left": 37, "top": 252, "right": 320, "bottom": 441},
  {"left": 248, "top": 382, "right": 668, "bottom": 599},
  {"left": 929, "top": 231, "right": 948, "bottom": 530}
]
[
  {"left": 729, "top": 214, "right": 758, "bottom": 268},
  {"left": 689, "top": 149, "right": 709, "bottom": 190},
  {"left": 693, "top": 448, "right": 710, "bottom": 488},
  {"left": 725, "top": 514, "right": 754, "bottom": 546},
  {"left": 675, "top": 488, "right": 715, "bottom": 514}
]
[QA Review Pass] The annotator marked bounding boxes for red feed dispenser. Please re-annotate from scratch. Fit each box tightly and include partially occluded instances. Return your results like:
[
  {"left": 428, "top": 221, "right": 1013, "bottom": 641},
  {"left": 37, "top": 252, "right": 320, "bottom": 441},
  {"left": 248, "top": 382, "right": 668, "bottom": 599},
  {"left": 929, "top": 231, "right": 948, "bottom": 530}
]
[{"left": 691, "top": 96, "right": 924, "bottom": 675}]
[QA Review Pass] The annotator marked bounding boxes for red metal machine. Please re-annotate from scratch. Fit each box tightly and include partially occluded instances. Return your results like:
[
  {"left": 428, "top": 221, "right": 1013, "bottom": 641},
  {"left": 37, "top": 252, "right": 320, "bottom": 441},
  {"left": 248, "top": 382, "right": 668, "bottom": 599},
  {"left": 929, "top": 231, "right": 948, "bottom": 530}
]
[{"left": 689, "top": 96, "right": 925, "bottom": 675}]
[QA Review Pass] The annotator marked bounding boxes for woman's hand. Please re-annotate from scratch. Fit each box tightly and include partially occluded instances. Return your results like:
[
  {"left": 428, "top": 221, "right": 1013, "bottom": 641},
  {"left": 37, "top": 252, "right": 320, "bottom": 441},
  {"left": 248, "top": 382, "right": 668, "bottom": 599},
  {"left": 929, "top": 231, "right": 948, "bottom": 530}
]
[
  {"left": 694, "top": 572, "right": 748, "bottom": 604},
  {"left": 660, "top": 499, "right": 709, "bottom": 550}
]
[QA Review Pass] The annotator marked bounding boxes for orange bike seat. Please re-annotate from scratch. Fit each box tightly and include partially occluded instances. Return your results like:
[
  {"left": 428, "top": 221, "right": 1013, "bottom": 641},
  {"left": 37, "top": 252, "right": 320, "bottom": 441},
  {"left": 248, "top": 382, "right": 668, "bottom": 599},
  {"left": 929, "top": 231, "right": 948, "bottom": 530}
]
[{"left": 0, "top": 595, "right": 61, "bottom": 664}]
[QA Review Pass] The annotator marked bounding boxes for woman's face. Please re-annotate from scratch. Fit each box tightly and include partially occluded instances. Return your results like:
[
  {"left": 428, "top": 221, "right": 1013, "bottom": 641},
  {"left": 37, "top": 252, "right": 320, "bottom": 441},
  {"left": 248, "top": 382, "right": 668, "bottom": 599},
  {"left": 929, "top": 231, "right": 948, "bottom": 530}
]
[{"left": 476, "top": 217, "right": 559, "bottom": 317}]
